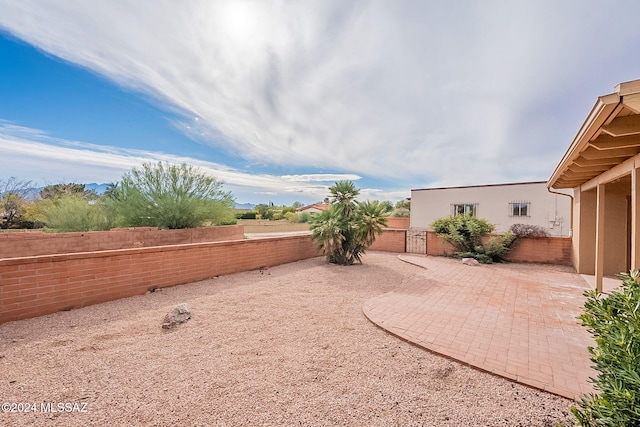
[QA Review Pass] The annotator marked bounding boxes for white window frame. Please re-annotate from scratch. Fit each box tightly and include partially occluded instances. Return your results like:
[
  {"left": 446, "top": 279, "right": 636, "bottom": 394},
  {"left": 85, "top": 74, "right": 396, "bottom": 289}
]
[
  {"left": 509, "top": 201, "right": 530, "bottom": 217},
  {"left": 452, "top": 203, "right": 477, "bottom": 217}
]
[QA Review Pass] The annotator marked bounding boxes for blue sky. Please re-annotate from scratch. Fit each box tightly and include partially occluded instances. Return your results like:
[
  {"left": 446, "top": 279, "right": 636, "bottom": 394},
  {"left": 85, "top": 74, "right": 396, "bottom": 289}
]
[{"left": 1, "top": 1, "right": 640, "bottom": 205}]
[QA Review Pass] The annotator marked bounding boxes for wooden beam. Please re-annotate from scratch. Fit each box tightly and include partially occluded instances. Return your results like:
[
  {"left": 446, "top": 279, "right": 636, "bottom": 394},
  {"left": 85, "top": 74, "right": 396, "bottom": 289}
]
[
  {"left": 589, "top": 133, "right": 640, "bottom": 150},
  {"left": 632, "top": 167, "right": 640, "bottom": 270},
  {"left": 622, "top": 93, "right": 640, "bottom": 115},
  {"left": 595, "top": 183, "right": 605, "bottom": 292},
  {"left": 557, "top": 180, "right": 592, "bottom": 189},
  {"left": 568, "top": 163, "right": 609, "bottom": 173},
  {"left": 565, "top": 170, "right": 602, "bottom": 177},
  {"left": 601, "top": 114, "right": 640, "bottom": 137},
  {"left": 616, "top": 79, "right": 640, "bottom": 96},
  {"left": 574, "top": 156, "right": 620, "bottom": 167},
  {"left": 581, "top": 146, "right": 640, "bottom": 160}
]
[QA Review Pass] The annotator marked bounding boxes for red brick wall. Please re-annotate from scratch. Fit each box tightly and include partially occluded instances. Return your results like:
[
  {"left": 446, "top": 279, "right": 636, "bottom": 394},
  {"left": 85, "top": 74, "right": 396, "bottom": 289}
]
[
  {"left": 506, "top": 237, "right": 572, "bottom": 265},
  {"left": 426, "top": 231, "right": 456, "bottom": 256},
  {"left": 0, "top": 226, "right": 245, "bottom": 259},
  {"left": 425, "top": 231, "right": 572, "bottom": 266},
  {"left": 0, "top": 228, "right": 571, "bottom": 324},
  {"left": 0, "top": 235, "right": 319, "bottom": 324},
  {"left": 384, "top": 217, "right": 410, "bottom": 229},
  {"left": 369, "top": 229, "right": 406, "bottom": 252}
]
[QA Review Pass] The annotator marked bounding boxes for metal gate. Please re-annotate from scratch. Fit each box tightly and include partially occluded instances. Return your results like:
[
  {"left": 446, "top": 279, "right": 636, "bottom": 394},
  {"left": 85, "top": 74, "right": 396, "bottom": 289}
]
[{"left": 405, "top": 229, "right": 427, "bottom": 254}]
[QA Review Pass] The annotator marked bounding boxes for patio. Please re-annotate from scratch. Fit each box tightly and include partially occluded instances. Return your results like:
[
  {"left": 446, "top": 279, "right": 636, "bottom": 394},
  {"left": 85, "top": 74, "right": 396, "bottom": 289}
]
[{"left": 363, "top": 254, "right": 607, "bottom": 400}]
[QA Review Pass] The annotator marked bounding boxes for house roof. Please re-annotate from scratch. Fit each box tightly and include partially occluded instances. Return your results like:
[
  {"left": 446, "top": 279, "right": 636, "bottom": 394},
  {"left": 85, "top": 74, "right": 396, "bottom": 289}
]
[
  {"left": 548, "top": 79, "right": 640, "bottom": 189},
  {"left": 412, "top": 181, "right": 547, "bottom": 192},
  {"left": 295, "top": 203, "right": 330, "bottom": 212}
]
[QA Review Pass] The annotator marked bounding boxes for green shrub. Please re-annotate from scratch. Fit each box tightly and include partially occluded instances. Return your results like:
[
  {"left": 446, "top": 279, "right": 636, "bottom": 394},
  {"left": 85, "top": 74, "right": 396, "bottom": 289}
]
[
  {"left": 298, "top": 212, "right": 311, "bottom": 223},
  {"left": 392, "top": 207, "right": 410, "bottom": 217},
  {"left": 430, "top": 215, "right": 495, "bottom": 254},
  {"left": 236, "top": 211, "right": 257, "bottom": 220},
  {"left": 107, "top": 162, "right": 235, "bottom": 229},
  {"left": 38, "top": 195, "right": 113, "bottom": 232},
  {"left": 572, "top": 270, "right": 640, "bottom": 426},
  {"left": 284, "top": 212, "right": 299, "bottom": 223},
  {"left": 431, "top": 215, "right": 516, "bottom": 263},
  {"left": 476, "top": 232, "right": 515, "bottom": 263}
]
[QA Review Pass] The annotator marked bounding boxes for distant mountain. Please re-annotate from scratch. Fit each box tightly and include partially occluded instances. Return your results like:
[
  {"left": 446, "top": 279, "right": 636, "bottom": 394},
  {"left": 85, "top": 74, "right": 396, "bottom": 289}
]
[
  {"left": 235, "top": 203, "right": 256, "bottom": 210},
  {"left": 84, "top": 183, "right": 109, "bottom": 195}
]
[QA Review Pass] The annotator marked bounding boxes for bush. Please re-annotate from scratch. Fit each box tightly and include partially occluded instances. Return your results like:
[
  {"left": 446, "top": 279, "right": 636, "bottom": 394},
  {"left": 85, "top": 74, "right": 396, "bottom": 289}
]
[
  {"left": 571, "top": 270, "right": 640, "bottom": 426},
  {"left": 509, "top": 223, "right": 550, "bottom": 238},
  {"left": 37, "top": 195, "right": 114, "bottom": 232},
  {"left": 236, "top": 211, "right": 257, "bottom": 220},
  {"left": 284, "top": 212, "right": 299, "bottom": 223},
  {"left": 298, "top": 212, "right": 311, "bottom": 223},
  {"left": 431, "top": 215, "right": 517, "bottom": 263},
  {"left": 108, "top": 162, "right": 235, "bottom": 229},
  {"left": 392, "top": 207, "right": 410, "bottom": 217},
  {"left": 477, "top": 232, "right": 515, "bottom": 263},
  {"left": 431, "top": 215, "right": 495, "bottom": 254}
]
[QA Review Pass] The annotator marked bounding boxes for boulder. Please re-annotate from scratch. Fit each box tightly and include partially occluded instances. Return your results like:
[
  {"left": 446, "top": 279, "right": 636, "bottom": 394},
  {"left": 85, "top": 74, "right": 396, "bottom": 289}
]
[
  {"left": 461, "top": 257, "right": 480, "bottom": 266},
  {"left": 162, "top": 303, "right": 191, "bottom": 329}
]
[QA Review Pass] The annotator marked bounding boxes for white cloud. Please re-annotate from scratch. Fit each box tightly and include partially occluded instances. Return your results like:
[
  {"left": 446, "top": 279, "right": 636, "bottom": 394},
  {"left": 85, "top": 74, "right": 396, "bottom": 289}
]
[
  {"left": 1, "top": 0, "right": 639, "bottom": 189},
  {"left": 0, "top": 122, "right": 382, "bottom": 203}
]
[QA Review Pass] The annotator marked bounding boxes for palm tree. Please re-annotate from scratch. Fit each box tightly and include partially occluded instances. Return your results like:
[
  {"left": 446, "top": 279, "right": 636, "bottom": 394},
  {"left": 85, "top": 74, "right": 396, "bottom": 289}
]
[{"left": 310, "top": 181, "right": 387, "bottom": 265}]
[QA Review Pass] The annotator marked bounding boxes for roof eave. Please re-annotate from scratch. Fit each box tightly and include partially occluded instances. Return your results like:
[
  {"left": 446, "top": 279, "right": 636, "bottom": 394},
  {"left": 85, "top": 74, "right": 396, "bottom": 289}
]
[{"left": 548, "top": 93, "right": 621, "bottom": 190}]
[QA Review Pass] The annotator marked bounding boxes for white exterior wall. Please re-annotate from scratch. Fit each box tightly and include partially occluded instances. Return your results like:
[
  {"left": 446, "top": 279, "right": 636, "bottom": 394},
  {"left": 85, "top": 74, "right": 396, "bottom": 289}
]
[
  {"left": 297, "top": 207, "right": 323, "bottom": 215},
  {"left": 410, "top": 182, "right": 572, "bottom": 237}
]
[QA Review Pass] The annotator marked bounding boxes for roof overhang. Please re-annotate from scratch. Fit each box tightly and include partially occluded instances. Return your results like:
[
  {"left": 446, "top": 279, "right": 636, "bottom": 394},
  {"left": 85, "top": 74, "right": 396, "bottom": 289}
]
[{"left": 548, "top": 79, "right": 640, "bottom": 190}]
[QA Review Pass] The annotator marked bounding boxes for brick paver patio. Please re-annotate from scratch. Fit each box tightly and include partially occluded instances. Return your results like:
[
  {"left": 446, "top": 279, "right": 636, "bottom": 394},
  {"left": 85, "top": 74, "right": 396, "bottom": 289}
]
[{"left": 363, "top": 255, "right": 603, "bottom": 400}]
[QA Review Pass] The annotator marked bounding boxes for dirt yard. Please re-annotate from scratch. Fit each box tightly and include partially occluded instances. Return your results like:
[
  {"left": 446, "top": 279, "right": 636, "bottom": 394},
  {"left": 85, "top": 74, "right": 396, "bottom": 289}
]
[{"left": 0, "top": 252, "right": 575, "bottom": 426}]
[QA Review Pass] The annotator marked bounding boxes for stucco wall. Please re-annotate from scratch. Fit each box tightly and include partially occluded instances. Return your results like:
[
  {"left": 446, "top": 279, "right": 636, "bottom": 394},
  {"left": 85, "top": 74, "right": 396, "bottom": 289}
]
[{"left": 411, "top": 182, "right": 572, "bottom": 236}]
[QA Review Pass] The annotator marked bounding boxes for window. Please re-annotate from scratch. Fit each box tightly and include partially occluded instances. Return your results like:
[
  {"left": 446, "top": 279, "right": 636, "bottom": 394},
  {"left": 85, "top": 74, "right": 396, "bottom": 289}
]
[
  {"left": 452, "top": 203, "right": 477, "bottom": 216},
  {"left": 510, "top": 202, "right": 530, "bottom": 217}
]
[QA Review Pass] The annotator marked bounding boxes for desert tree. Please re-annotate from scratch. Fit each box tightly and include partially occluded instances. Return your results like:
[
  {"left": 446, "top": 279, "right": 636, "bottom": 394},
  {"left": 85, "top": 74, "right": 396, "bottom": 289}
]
[
  {"left": 106, "top": 161, "right": 236, "bottom": 229},
  {"left": 0, "top": 177, "right": 35, "bottom": 228},
  {"left": 40, "top": 183, "right": 98, "bottom": 200}
]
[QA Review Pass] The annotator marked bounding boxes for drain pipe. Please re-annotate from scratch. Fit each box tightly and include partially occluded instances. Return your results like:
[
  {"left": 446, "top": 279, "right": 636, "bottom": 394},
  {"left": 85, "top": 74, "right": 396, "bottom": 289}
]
[{"left": 547, "top": 187, "right": 574, "bottom": 237}]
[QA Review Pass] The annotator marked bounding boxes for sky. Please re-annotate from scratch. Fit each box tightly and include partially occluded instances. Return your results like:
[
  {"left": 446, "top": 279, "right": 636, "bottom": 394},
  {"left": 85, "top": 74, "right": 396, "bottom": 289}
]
[{"left": 1, "top": 1, "right": 640, "bottom": 205}]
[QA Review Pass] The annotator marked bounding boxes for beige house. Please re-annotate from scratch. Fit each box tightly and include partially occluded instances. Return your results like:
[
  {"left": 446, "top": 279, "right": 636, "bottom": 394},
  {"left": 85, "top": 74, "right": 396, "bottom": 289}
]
[
  {"left": 548, "top": 79, "right": 640, "bottom": 291},
  {"left": 295, "top": 203, "right": 330, "bottom": 215},
  {"left": 411, "top": 182, "right": 572, "bottom": 236}
]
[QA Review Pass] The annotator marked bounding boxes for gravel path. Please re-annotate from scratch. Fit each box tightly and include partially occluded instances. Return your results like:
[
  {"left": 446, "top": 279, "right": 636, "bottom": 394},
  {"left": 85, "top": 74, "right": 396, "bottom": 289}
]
[{"left": 0, "top": 252, "right": 574, "bottom": 426}]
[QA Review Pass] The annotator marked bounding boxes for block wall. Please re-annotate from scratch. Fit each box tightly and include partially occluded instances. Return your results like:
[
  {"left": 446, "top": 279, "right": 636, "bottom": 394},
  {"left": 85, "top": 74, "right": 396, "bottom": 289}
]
[
  {"left": 383, "top": 218, "right": 410, "bottom": 229},
  {"left": 425, "top": 231, "right": 572, "bottom": 266},
  {"left": 0, "top": 235, "right": 318, "bottom": 324},
  {"left": 369, "top": 229, "right": 406, "bottom": 252},
  {"left": 505, "top": 237, "right": 572, "bottom": 265},
  {"left": 0, "top": 225, "right": 245, "bottom": 258}
]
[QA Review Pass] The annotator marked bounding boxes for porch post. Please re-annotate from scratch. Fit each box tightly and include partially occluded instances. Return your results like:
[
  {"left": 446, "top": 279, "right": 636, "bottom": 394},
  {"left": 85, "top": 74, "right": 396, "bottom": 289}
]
[
  {"left": 595, "top": 183, "right": 605, "bottom": 292},
  {"left": 632, "top": 167, "right": 640, "bottom": 271}
]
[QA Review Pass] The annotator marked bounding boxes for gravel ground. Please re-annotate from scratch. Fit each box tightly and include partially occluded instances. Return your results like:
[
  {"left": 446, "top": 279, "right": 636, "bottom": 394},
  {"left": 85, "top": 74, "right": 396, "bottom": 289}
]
[{"left": 0, "top": 252, "right": 575, "bottom": 426}]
